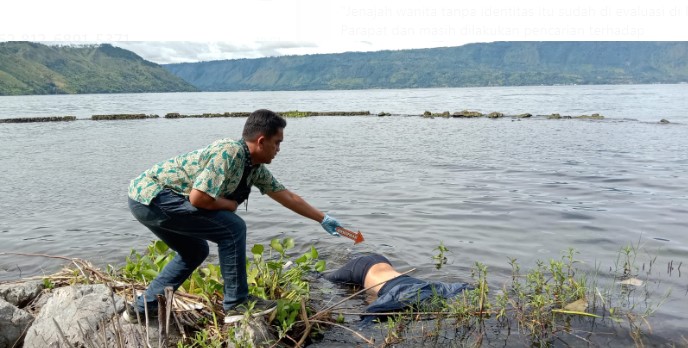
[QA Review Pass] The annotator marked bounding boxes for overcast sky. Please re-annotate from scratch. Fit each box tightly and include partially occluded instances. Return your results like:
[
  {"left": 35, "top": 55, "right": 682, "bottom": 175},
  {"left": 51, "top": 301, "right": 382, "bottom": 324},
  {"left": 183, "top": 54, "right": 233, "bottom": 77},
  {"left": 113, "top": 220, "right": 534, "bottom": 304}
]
[{"left": 3, "top": 0, "right": 686, "bottom": 64}]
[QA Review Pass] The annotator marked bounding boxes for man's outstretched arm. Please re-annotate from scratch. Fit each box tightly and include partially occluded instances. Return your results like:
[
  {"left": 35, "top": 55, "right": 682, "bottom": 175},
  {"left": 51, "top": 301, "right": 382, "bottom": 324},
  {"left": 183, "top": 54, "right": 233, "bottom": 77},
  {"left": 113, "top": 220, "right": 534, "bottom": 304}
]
[
  {"left": 267, "top": 189, "right": 342, "bottom": 236},
  {"left": 267, "top": 189, "right": 324, "bottom": 222}
]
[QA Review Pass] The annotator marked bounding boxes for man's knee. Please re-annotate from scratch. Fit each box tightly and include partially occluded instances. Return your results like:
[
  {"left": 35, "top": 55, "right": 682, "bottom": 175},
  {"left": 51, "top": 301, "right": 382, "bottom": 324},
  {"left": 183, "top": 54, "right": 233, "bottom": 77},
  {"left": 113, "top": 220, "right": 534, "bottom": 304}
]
[
  {"left": 182, "top": 242, "right": 209, "bottom": 265},
  {"left": 232, "top": 216, "right": 247, "bottom": 238}
]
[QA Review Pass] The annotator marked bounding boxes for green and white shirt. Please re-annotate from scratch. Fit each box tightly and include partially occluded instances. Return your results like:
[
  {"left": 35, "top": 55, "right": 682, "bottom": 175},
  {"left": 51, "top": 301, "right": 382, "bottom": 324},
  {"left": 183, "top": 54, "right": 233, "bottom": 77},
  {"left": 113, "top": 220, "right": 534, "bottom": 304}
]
[{"left": 128, "top": 138, "right": 285, "bottom": 205}]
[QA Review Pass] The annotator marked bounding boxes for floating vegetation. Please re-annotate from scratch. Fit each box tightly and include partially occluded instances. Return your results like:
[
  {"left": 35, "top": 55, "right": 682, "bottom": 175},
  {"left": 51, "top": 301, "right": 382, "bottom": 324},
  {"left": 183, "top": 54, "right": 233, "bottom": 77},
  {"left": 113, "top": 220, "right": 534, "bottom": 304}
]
[
  {"left": 279, "top": 110, "right": 371, "bottom": 117},
  {"left": 0, "top": 116, "right": 76, "bottom": 123},
  {"left": 91, "top": 114, "right": 159, "bottom": 120},
  {"left": 576, "top": 113, "right": 605, "bottom": 119},
  {"left": 423, "top": 111, "right": 451, "bottom": 118},
  {"left": 164, "top": 112, "right": 250, "bottom": 118}
]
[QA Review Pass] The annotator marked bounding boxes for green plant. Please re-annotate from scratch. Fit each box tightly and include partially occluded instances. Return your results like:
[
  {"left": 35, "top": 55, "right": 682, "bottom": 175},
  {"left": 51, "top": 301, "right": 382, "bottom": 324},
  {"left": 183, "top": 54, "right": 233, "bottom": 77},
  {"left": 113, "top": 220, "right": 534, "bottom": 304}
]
[
  {"left": 121, "top": 240, "right": 176, "bottom": 282},
  {"left": 246, "top": 238, "right": 325, "bottom": 338},
  {"left": 42, "top": 277, "right": 55, "bottom": 289},
  {"left": 432, "top": 242, "right": 449, "bottom": 270}
]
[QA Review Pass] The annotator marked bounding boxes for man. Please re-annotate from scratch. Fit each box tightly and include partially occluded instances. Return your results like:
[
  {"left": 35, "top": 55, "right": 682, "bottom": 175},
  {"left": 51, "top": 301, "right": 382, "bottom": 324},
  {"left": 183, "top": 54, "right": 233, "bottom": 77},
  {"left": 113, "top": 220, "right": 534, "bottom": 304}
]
[
  {"left": 125, "top": 109, "right": 343, "bottom": 323},
  {"left": 324, "top": 254, "right": 471, "bottom": 323}
]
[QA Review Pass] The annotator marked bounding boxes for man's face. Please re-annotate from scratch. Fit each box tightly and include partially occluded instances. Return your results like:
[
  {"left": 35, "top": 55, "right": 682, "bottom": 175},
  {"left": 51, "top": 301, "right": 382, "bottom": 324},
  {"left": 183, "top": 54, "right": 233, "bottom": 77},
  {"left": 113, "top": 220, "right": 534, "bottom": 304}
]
[{"left": 259, "top": 128, "right": 283, "bottom": 164}]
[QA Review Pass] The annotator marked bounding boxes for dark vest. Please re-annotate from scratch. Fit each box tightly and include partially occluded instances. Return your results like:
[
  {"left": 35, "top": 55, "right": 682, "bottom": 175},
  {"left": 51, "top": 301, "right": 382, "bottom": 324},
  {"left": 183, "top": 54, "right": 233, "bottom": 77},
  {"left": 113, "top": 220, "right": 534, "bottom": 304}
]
[{"left": 224, "top": 140, "right": 254, "bottom": 209}]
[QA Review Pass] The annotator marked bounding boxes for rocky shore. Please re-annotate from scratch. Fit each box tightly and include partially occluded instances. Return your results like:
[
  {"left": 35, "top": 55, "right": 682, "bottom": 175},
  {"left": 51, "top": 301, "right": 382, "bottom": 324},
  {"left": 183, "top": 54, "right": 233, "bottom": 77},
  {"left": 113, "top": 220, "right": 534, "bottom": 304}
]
[{"left": 0, "top": 261, "right": 275, "bottom": 348}]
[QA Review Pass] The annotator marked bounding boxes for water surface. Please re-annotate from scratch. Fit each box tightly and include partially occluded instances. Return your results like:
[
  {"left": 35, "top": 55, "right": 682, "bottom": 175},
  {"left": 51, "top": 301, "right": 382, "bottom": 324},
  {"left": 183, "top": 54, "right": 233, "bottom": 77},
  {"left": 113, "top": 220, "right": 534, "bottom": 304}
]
[{"left": 1, "top": 85, "right": 686, "bottom": 343}]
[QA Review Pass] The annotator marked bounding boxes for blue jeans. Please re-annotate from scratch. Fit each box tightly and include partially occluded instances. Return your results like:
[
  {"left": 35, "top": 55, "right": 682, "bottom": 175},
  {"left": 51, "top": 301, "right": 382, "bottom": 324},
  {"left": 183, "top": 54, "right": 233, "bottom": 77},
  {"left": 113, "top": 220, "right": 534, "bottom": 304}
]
[{"left": 128, "top": 189, "right": 247, "bottom": 312}]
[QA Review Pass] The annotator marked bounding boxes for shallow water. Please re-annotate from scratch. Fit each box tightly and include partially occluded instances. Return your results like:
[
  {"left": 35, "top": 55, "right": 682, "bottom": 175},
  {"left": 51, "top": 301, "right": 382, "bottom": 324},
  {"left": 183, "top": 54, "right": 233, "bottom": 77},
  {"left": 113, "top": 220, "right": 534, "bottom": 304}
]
[{"left": 1, "top": 85, "right": 687, "bottom": 344}]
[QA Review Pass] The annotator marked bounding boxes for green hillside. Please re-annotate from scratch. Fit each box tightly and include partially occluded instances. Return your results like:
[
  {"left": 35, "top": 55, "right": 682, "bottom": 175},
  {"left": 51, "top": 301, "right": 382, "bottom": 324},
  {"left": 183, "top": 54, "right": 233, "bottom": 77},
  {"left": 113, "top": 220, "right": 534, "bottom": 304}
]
[
  {"left": 164, "top": 42, "right": 688, "bottom": 91},
  {"left": 0, "top": 42, "right": 197, "bottom": 95}
]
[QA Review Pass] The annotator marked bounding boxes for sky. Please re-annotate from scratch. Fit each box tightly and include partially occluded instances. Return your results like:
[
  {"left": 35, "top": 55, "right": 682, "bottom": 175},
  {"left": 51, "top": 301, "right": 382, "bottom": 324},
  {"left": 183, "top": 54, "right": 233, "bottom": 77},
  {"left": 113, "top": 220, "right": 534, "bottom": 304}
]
[{"left": 2, "top": 0, "right": 686, "bottom": 64}]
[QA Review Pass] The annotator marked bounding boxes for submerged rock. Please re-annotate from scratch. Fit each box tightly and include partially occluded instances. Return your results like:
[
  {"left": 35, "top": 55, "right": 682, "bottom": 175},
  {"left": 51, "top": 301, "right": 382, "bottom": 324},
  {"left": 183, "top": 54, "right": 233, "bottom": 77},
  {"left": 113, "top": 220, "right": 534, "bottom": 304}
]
[{"left": 452, "top": 110, "right": 483, "bottom": 118}]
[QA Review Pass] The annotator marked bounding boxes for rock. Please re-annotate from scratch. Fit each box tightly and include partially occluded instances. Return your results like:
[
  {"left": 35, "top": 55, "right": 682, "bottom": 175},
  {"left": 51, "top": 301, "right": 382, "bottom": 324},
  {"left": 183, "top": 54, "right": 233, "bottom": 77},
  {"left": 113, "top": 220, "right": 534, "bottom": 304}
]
[
  {"left": 547, "top": 113, "right": 562, "bottom": 119},
  {"left": 115, "top": 319, "right": 181, "bottom": 348},
  {"left": 227, "top": 316, "right": 276, "bottom": 348},
  {"left": 487, "top": 112, "right": 504, "bottom": 118},
  {"left": 452, "top": 110, "right": 483, "bottom": 118},
  {"left": 0, "top": 298, "right": 33, "bottom": 348},
  {"left": 377, "top": 112, "right": 391, "bottom": 116},
  {"left": 23, "top": 284, "right": 124, "bottom": 348},
  {"left": 517, "top": 113, "right": 532, "bottom": 118},
  {"left": 660, "top": 119, "right": 670, "bottom": 124},
  {"left": 0, "top": 280, "right": 44, "bottom": 307}
]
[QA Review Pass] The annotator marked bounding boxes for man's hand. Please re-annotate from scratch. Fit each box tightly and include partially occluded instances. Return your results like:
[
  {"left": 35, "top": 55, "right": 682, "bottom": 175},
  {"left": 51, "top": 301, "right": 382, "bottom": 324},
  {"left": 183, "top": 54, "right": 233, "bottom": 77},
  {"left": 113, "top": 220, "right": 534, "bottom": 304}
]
[{"left": 320, "top": 214, "right": 342, "bottom": 237}]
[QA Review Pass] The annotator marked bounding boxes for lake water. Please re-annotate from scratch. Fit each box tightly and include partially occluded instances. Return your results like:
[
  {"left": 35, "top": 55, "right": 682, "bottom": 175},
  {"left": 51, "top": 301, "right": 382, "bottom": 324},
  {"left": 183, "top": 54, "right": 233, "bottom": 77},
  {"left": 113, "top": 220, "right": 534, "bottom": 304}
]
[{"left": 1, "top": 84, "right": 687, "bottom": 344}]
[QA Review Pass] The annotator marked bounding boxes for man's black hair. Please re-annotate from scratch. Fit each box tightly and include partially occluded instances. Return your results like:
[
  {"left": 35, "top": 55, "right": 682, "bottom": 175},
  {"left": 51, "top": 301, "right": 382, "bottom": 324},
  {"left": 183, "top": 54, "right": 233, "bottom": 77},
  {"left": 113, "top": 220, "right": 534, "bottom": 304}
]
[{"left": 242, "top": 109, "right": 287, "bottom": 140}]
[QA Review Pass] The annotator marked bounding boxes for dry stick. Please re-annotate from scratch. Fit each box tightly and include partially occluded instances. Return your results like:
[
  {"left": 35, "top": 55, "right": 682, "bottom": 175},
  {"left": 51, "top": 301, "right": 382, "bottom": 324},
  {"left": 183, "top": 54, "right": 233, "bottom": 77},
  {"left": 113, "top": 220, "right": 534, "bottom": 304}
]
[
  {"left": 309, "top": 319, "right": 375, "bottom": 345},
  {"left": 52, "top": 318, "right": 76, "bottom": 348},
  {"left": 99, "top": 319, "right": 108, "bottom": 348},
  {"left": 71, "top": 260, "right": 89, "bottom": 284},
  {"left": 328, "top": 310, "right": 487, "bottom": 317},
  {"left": 10, "top": 318, "right": 34, "bottom": 348},
  {"left": 143, "top": 295, "right": 152, "bottom": 348},
  {"left": 295, "top": 299, "right": 311, "bottom": 347},
  {"left": 109, "top": 285, "right": 125, "bottom": 348},
  {"left": 165, "top": 286, "right": 174, "bottom": 339},
  {"left": 110, "top": 318, "right": 124, "bottom": 348},
  {"left": 75, "top": 321, "right": 98, "bottom": 348},
  {"left": 172, "top": 311, "right": 187, "bottom": 342},
  {"left": 0, "top": 251, "right": 74, "bottom": 261},
  {"left": 157, "top": 294, "right": 167, "bottom": 348},
  {"left": 311, "top": 268, "right": 416, "bottom": 320},
  {"left": 129, "top": 285, "right": 145, "bottom": 348}
]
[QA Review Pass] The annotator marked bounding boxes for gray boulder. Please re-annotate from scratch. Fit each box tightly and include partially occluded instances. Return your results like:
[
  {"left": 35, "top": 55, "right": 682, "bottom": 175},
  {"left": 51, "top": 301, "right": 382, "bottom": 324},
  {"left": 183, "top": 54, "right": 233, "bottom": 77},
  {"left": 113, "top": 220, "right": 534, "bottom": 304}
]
[
  {"left": 0, "top": 280, "right": 44, "bottom": 307},
  {"left": 0, "top": 298, "right": 34, "bottom": 348},
  {"left": 23, "top": 284, "right": 124, "bottom": 348},
  {"left": 228, "top": 316, "right": 277, "bottom": 348}
]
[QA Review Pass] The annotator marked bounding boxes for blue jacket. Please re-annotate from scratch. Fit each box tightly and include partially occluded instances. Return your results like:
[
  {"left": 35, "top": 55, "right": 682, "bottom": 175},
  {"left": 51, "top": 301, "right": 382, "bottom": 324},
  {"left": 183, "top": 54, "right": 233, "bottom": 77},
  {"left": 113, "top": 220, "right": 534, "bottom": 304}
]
[{"left": 362, "top": 275, "right": 472, "bottom": 323}]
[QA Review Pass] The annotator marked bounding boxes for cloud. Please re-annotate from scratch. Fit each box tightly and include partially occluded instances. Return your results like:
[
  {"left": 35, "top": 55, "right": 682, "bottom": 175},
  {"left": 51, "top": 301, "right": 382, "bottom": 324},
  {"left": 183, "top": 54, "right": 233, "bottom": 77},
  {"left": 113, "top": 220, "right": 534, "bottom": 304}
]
[{"left": 112, "top": 41, "right": 323, "bottom": 64}]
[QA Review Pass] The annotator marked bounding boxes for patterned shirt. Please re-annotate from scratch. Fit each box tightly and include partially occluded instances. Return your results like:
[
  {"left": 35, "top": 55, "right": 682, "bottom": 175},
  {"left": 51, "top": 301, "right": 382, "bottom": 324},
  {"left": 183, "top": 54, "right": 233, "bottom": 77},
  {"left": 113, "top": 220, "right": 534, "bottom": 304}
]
[{"left": 128, "top": 138, "right": 285, "bottom": 205}]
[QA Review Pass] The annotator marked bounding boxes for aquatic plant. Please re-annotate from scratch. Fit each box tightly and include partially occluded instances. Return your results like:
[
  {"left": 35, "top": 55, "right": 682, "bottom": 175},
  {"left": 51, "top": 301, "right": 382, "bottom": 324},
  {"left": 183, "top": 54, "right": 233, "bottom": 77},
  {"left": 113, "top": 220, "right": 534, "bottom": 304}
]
[{"left": 11, "top": 237, "right": 670, "bottom": 347}]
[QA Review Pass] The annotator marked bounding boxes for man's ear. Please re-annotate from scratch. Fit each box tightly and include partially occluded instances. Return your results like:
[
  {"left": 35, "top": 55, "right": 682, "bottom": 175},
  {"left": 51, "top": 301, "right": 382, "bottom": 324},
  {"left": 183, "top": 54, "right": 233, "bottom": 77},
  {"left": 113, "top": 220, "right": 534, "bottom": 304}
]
[{"left": 255, "top": 134, "right": 266, "bottom": 148}]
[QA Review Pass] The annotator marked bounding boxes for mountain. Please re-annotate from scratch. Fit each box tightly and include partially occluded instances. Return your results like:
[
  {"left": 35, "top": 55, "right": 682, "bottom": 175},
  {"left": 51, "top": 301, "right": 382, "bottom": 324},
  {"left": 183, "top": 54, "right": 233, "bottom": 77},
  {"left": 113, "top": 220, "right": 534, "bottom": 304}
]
[
  {"left": 0, "top": 42, "right": 197, "bottom": 95},
  {"left": 164, "top": 42, "right": 688, "bottom": 91}
]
